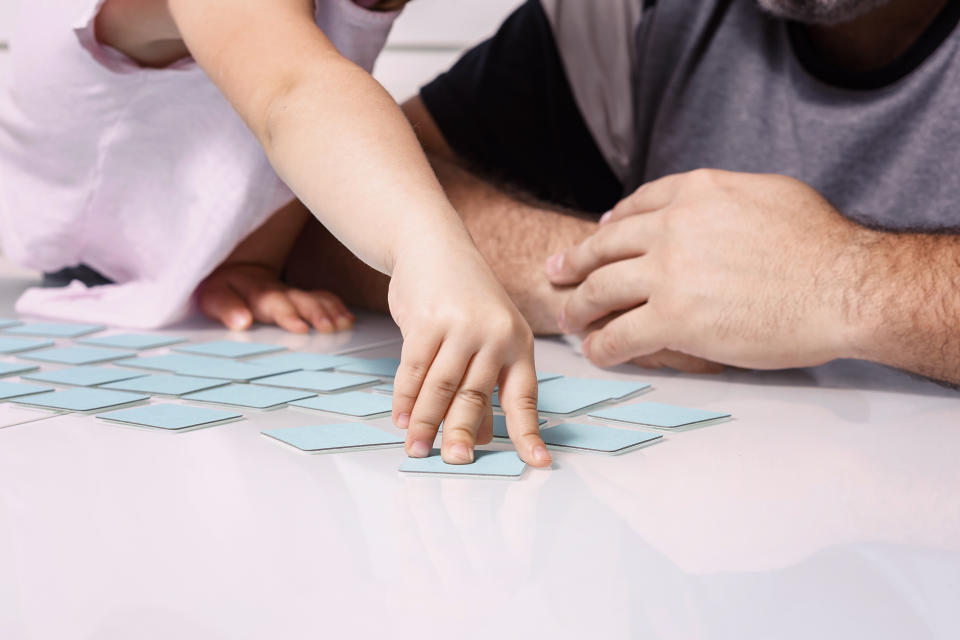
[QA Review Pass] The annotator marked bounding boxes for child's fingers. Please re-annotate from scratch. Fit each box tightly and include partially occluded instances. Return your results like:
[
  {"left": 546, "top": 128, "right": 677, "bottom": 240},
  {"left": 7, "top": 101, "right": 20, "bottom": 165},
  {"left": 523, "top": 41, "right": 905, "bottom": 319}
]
[
  {"left": 404, "top": 345, "right": 471, "bottom": 459},
  {"left": 246, "top": 289, "right": 310, "bottom": 334},
  {"left": 197, "top": 278, "right": 253, "bottom": 330},
  {"left": 393, "top": 331, "right": 442, "bottom": 432},
  {"left": 287, "top": 289, "right": 337, "bottom": 333},
  {"left": 437, "top": 355, "right": 500, "bottom": 464},
  {"left": 317, "top": 292, "right": 355, "bottom": 330},
  {"left": 500, "top": 360, "right": 552, "bottom": 468},
  {"left": 476, "top": 407, "right": 494, "bottom": 445}
]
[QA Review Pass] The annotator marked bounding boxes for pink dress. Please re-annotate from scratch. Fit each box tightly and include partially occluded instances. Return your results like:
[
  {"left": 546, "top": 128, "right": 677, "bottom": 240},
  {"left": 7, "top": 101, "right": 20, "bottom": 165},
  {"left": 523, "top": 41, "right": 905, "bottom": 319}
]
[{"left": 0, "top": 0, "right": 399, "bottom": 327}]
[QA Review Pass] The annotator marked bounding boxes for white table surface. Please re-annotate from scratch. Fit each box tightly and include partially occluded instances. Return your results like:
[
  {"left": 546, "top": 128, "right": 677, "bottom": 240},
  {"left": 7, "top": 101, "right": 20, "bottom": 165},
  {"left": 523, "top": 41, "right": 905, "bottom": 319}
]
[{"left": 0, "top": 266, "right": 958, "bottom": 640}]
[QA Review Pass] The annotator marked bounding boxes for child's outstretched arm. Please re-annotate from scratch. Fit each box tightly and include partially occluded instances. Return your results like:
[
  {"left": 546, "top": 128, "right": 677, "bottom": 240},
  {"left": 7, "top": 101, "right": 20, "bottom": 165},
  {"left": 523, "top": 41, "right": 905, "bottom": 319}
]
[{"left": 149, "top": 0, "right": 551, "bottom": 466}]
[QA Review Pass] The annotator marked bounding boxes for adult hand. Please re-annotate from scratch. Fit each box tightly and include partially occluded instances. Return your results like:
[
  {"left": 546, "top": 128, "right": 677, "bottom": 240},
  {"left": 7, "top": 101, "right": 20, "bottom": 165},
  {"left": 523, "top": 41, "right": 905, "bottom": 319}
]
[
  {"left": 197, "top": 262, "right": 354, "bottom": 333},
  {"left": 545, "top": 170, "right": 867, "bottom": 370}
]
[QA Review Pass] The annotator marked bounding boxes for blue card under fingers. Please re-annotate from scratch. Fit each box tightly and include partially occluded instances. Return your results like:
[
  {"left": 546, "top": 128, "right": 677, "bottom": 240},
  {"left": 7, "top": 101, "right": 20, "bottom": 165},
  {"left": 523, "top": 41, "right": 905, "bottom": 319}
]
[
  {"left": 540, "top": 422, "right": 662, "bottom": 454},
  {"left": 252, "top": 370, "right": 378, "bottom": 393},
  {"left": 19, "top": 345, "right": 127, "bottom": 365},
  {"left": 371, "top": 383, "right": 394, "bottom": 394},
  {"left": 174, "top": 340, "right": 286, "bottom": 359},
  {"left": 538, "top": 377, "right": 651, "bottom": 400},
  {"left": 0, "top": 361, "right": 39, "bottom": 378},
  {"left": 23, "top": 366, "right": 147, "bottom": 387},
  {"left": 0, "top": 318, "right": 22, "bottom": 329},
  {"left": 0, "top": 337, "right": 54, "bottom": 354},
  {"left": 13, "top": 388, "right": 148, "bottom": 413},
  {"left": 98, "top": 403, "right": 242, "bottom": 432},
  {"left": 335, "top": 357, "right": 401, "bottom": 378},
  {"left": 249, "top": 352, "right": 357, "bottom": 371},
  {"left": 590, "top": 402, "right": 732, "bottom": 428},
  {"left": 184, "top": 383, "right": 315, "bottom": 409},
  {"left": 1, "top": 322, "right": 104, "bottom": 338},
  {"left": 262, "top": 423, "right": 403, "bottom": 454},
  {"left": 0, "top": 381, "right": 53, "bottom": 401},
  {"left": 290, "top": 391, "right": 393, "bottom": 417},
  {"left": 493, "top": 388, "right": 607, "bottom": 415},
  {"left": 100, "top": 374, "right": 228, "bottom": 396},
  {"left": 439, "top": 415, "right": 547, "bottom": 439},
  {"left": 77, "top": 333, "right": 187, "bottom": 350},
  {"left": 399, "top": 449, "right": 527, "bottom": 478}
]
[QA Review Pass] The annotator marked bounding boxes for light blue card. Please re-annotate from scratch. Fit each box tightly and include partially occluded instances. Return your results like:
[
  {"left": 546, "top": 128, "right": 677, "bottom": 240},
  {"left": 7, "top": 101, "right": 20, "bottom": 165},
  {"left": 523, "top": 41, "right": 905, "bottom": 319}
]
[
  {"left": 399, "top": 449, "right": 526, "bottom": 478},
  {"left": 13, "top": 387, "right": 148, "bottom": 412},
  {"left": 262, "top": 423, "right": 403, "bottom": 453},
  {"left": 174, "top": 340, "right": 286, "bottom": 359},
  {"left": 493, "top": 387, "right": 607, "bottom": 415},
  {"left": 23, "top": 366, "right": 146, "bottom": 387},
  {"left": 540, "top": 422, "right": 662, "bottom": 454},
  {"left": 172, "top": 360, "right": 297, "bottom": 382},
  {"left": 0, "top": 337, "right": 54, "bottom": 354},
  {"left": 438, "top": 415, "right": 547, "bottom": 439},
  {"left": 0, "top": 380, "right": 53, "bottom": 400},
  {"left": 249, "top": 352, "right": 356, "bottom": 371},
  {"left": 0, "top": 318, "right": 22, "bottom": 329},
  {"left": 538, "top": 376, "right": 650, "bottom": 400},
  {"left": 290, "top": 391, "right": 393, "bottom": 417},
  {"left": 590, "top": 402, "right": 732, "bottom": 428},
  {"left": 252, "top": 370, "right": 377, "bottom": 393},
  {"left": 0, "top": 361, "right": 39, "bottom": 378},
  {"left": 184, "top": 383, "right": 315, "bottom": 409},
  {"left": 19, "top": 345, "right": 126, "bottom": 365},
  {"left": 335, "top": 357, "right": 401, "bottom": 378},
  {"left": 536, "top": 372, "right": 563, "bottom": 383},
  {"left": 372, "top": 383, "right": 394, "bottom": 394},
  {"left": 101, "top": 374, "right": 228, "bottom": 396},
  {"left": 78, "top": 333, "right": 187, "bottom": 350},
  {"left": 116, "top": 353, "right": 227, "bottom": 372},
  {"left": 2, "top": 322, "right": 105, "bottom": 338},
  {"left": 98, "top": 403, "right": 242, "bottom": 431}
]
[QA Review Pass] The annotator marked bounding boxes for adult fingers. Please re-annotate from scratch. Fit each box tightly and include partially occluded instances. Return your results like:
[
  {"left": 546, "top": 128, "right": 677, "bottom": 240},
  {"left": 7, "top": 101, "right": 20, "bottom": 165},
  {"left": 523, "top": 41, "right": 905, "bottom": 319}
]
[
  {"left": 601, "top": 173, "right": 684, "bottom": 224},
  {"left": 630, "top": 349, "right": 725, "bottom": 374},
  {"left": 582, "top": 305, "right": 667, "bottom": 368},
  {"left": 437, "top": 354, "right": 501, "bottom": 464},
  {"left": 392, "top": 330, "right": 442, "bottom": 432},
  {"left": 404, "top": 344, "right": 471, "bottom": 460},
  {"left": 545, "top": 214, "right": 660, "bottom": 286},
  {"left": 196, "top": 276, "right": 253, "bottom": 330},
  {"left": 499, "top": 358, "right": 551, "bottom": 467},
  {"left": 561, "top": 256, "right": 651, "bottom": 333}
]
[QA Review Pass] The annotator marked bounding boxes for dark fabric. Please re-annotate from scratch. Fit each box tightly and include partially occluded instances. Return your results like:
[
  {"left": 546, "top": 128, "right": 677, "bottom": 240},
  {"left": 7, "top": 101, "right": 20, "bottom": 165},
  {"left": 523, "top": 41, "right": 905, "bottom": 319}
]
[
  {"left": 43, "top": 265, "right": 114, "bottom": 288},
  {"left": 419, "top": 0, "right": 623, "bottom": 215}
]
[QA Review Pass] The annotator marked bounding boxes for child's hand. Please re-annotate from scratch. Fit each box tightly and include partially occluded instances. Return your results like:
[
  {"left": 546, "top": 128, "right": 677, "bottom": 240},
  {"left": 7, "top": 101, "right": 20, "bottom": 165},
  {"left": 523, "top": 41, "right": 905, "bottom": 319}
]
[
  {"left": 197, "top": 263, "right": 354, "bottom": 334},
  {"left": 388, "top": 248, "right": 552, "bottom": 468}
]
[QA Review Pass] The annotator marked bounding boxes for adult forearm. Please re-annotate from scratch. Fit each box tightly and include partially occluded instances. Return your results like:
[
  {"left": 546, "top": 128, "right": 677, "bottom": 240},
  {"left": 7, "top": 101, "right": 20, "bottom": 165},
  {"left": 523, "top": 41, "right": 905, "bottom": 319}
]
[{"left": 847, "top": 231, "right": 960, "bottom": 384}]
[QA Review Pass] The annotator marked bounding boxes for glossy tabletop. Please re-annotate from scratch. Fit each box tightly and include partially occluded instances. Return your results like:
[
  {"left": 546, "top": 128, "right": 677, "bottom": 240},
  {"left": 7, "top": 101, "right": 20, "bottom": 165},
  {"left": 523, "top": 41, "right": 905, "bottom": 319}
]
[{"left": 0, "top": 266, "right": 958, "bottom": 640}]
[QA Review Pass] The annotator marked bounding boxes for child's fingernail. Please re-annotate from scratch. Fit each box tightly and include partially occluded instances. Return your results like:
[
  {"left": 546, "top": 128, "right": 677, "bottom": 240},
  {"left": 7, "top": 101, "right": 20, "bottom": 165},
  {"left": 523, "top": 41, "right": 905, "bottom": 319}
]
[
  {"left": 545, "top": 253, "right": 564, "bottom": 276},
  {"left": 533, "top": 445, "right": 551, "bottom": 465},
  {"left": 396, "top": 413, "right": 410, "bottom": 429},
  {"left": 599, "top": 210, "right": 613, "bottom": 224},
  {"left": 229, "top": 311, "right": 249, "bottom": 329},
  {"left": 409, "top": 440, "right": 431, "bottom": 458},
  {"left": 317, "top": 318, "right": 334, "bottom": 333},
  {"left": 447, "top": 443, "right": 473, "bottom": 464}
]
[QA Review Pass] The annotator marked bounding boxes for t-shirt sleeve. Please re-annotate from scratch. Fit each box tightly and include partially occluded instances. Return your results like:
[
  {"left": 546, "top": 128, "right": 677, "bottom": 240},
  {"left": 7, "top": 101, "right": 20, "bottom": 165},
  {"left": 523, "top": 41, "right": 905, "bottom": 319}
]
[{"left": 418, "top": 0, "right": 624, "bottom": 215}]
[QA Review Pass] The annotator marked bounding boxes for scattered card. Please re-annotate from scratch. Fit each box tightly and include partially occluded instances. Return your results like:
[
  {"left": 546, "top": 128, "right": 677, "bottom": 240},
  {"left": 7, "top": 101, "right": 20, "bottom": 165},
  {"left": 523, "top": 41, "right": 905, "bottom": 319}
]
[
  {"left": 540, "top": 422, "right": 662, "bottom": 454},
  {"left": 371, "top": 383, "right": 394, "bottom": 394},
  {"left": 173, "top": 359, "right": 297, "bottom": 382},
  {"left": 252, "top": 370, "right": 378, "bottom": 393},
  {"left": 249, "top": 352, "right": 357, "bottom": 371},
  {"left": 174, "top": 340, "right": 286, "bottom": 359},
  {"left": 538, "top": 377, "right": 650, "bottom": 400},
  {"left": 399, "top": 449, "right": 526, "bottom": 478},
  {"left": 23, "top": 366, "right": 147, "bottom": 387},
  {"left": 493, "top": 387, "right": 605, "bottom": 415},
  {"left": 19, "top": 345, "right": 127, "bottom": 365},
  {"left": 0, "top": 380, "right": 53, "bottom": 401},
  {"left": 78, "top": 333, "right": 187, "bottom": 350},
  {"left": 590, "top": 402, "right": 732, "bottom": 428},
  {"left": 0, "top": 361, "right": 39, "bottom": 378},
  {"left": 439, "top": 415, "right": 547, "bottom": 439},
  {"left": 0, "top": 318, "right": 22, "bottom": 329},
  {"left": 13, "top": 387, "right": 148, "bottom": 413},
  {"left": 290, "top": 391, "right": 392, "bottom": 417},
  {"left": 1, "top": 322, "right": 104, "bottom": 338},
  {"left": 116, "top": 353, "right": 227, "bottom": 372},
  {"left": 184, "top": 383, "right": 315, "bottom": 409},
  {"left": 262, "top": 423, "right": 403, "bottom": 454},
  {"left": 335, "top": 357, "right": 401, "bottom": 378},
  {"left": 100, "top": 374, "right": 228, "bottom": 396},
  {"left": 98, "top": 403, "right": 242, "bottom": 431},
  {"left": 0, "top": 337, "right": 54, "bottom": 354}
]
